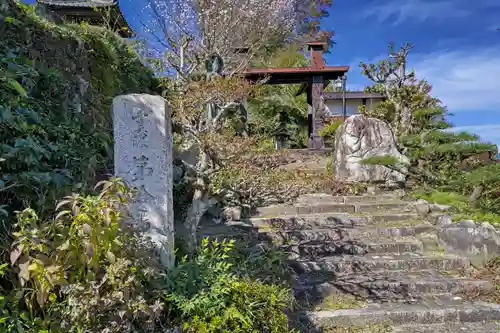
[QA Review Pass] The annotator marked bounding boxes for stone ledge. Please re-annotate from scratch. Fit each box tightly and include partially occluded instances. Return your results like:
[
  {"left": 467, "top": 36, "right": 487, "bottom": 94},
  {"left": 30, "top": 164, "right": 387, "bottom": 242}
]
[
  {"left": 302, "top": 299, "right": 500, "bottom": 327},
  {"left": 435, "top": 219, "right": 500, "bottom": 267},
  {"left": 392, "top": 321, "right": 500, "bottom": 333},
  {"left": 289, "top": 254, "right": 470, "bottom": 274}
]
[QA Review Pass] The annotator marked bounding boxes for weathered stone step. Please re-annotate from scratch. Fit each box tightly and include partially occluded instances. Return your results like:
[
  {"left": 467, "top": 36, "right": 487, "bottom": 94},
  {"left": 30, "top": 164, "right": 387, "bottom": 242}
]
[
  {"left": 302, "top": 298, "right": 500, "bottom": 327},
  {"left": 392, "top": 321, "right": 500, "bottom": 333},
  {"left": 293, "top": 270, "right": 493, "bottom": 303},
  {"left": 290, "top": 254, "right": 470, "bottom": 275},
  {"left": 251, "top": 212, "right": 421, "bottom": 230},
  {"left": 253, "top": 202, "right": 411, "bottom": 218},
  {"left": 263, "top": 225, "right": 435, "bottom": 245},
  {"left": 295, "top": 193, "right": 408, "bottom": 205},
  {"left": 286, "top": 240, "right": 423, "bottom": 258}
]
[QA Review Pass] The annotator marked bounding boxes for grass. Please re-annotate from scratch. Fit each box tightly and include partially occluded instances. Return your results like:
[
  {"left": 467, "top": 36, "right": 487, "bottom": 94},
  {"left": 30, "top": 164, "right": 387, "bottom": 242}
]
[
  {"left": 313, "top": 295, "right": 366, "bottom": 311},
  {"left": 411, "top": 189, "right": 500, "bottom": 227},
  {"left": 322, "top": 323, "right": 393, "bottom": 333},
  {"left": 412, "top": 190, "right": 468, "bottom": 206},
  {"left": 257, "top": 223, "right": 280, "bottom": 231},
  {"left": 424, "top": 246, "right": 447, "bottom": 257}
]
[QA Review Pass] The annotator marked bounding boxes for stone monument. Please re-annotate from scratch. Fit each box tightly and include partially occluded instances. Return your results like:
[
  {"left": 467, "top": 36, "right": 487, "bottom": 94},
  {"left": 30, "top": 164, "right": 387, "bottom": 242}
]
[
  {"left": 334, "top": 115, "right": 408, "bottom": 184},
  {"left": 113, "top": 94, "right": 174, "bottom": 268}
]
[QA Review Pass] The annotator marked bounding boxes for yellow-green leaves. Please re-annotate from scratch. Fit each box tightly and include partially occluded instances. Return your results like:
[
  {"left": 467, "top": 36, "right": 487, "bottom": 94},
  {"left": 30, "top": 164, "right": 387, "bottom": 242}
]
[{"left": 7, "top": 178, "right": 150, "bottom": 315}]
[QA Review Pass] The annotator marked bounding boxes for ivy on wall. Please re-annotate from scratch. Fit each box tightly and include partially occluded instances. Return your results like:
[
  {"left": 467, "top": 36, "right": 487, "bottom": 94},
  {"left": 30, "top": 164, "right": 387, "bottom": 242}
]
[{"left": 0, "top": 1, "right": 158, "bottom": 222}]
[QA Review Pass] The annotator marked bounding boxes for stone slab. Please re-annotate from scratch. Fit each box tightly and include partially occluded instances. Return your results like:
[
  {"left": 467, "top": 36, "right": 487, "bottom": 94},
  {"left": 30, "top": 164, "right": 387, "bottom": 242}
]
[
  {"left": 304, "top": 300, "right": 500, "bottom": 327},
  {"left": 438, "top": 224, "right": 500, "bottom": 267},
  {"left": 113, "top": 94, "right": 174, "bottom": 267},
  {"left": 289, "top": 254, "right": 470, "bottom": 274},
  {"left": 293, "top": 270, "right": 493, "bottom": 302},
  {"left": 250, "top": 212, "right": 421, "bottom": 230},
  {"left": 354, "top": 202, "right": 410, "bottom": 213},
  {"left": 253, "top": 202, "right": 412, "bottom": 218},
  {"left": 392, "top": 321, "right": 500, "bottom": 333},
  {"left": 287, "top": 240, "right": 423, "bottom": 258},
  {"left": 262, "top": 225, "right": 435, "bottom": 245}
]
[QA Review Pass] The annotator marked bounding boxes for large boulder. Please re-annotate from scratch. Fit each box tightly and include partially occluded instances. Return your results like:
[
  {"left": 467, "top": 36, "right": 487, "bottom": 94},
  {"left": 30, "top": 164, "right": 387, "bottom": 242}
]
[{"left": 334, "top": 115, "right": 408, "bottom": 184}]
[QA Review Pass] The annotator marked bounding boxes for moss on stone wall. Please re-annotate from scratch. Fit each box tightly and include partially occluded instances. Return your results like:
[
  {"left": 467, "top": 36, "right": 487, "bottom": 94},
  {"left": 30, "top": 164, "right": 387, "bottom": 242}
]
[
  {"left": 1, "top": 0, "right": 158, "bottom": 125},
  {"left": 0, "top": 0, "right": 159, "bottom": 218}
]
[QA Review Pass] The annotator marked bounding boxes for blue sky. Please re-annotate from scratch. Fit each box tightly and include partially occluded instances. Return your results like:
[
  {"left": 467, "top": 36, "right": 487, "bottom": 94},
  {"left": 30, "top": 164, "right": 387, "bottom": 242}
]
[
  {"left": 25, "top": 0, "right": 500, "bottom": 146},
  {"left": 322, "top": 0, "right": 500, "bottom": 147}
]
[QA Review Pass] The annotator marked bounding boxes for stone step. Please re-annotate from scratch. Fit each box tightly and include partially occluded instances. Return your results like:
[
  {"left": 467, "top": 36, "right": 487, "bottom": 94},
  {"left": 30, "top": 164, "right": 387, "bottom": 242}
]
[
  {"left": 290, "top": 254, "right": 470, "bottom": 275},
  {"left": 356, "top": 203, "right": 411, "bottom": 213},
  {"left": 251, "top": 212, "right": 421, "bottom": 231},
  {"left": 293, "top": 270, "right": 494, "bottom": 304},
  {"left": 301, "top": 298, "right": 500, "bottom": 327},
  {"left": 295, "top": 193, "right": 408, "bottom": 205},
  {"left": 344, "top": 195, "right": 407, "bottom": 204},
  {"left": 392, "top": 321, "right": 500, "bottom": 333},
  {"left": 263, "top": 225, "right": 435, "bottom": 245},
  {"left": 253, "top": 202, "right": 411, "bottom": 218},
  {"left": 286, "top": 240, "right": 423, "bottom": 258}
]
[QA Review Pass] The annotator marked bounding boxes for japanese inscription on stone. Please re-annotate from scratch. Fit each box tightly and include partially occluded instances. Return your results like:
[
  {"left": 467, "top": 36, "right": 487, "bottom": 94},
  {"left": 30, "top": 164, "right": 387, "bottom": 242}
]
[{"left": 113, "top": 94, "right": 174, "bottom": 267}]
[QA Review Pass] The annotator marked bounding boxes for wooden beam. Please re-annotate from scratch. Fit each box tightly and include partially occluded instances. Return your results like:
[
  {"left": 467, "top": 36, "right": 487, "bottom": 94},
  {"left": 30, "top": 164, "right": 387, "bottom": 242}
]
[
  {"left": 307, "top": 82, "right": 312, "bottom": 138},
  {"left": 309, "top": 75, "right": 325, "bottom": 149}
]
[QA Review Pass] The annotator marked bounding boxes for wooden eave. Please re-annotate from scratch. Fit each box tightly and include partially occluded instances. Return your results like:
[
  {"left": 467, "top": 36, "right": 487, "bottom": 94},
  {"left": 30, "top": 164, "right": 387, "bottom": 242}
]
[
  {"left": 42, "top": 2, "right": 134, "bottom": 37},
  {"left": 243, "top": 65, "right": 350, "bottom": 84}
]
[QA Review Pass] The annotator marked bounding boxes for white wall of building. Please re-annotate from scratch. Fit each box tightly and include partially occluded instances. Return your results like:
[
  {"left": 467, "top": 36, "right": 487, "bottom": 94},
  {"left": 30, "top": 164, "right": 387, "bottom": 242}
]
[{"left": 325, "top": 99, "right": 382, "bottom": 117}]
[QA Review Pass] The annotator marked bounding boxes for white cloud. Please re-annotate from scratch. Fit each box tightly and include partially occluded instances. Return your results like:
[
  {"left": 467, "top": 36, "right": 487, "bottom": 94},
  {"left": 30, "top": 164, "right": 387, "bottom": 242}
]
[
  {"left": 410, "top": 47, "right": 500, "bottom": 112},
  {"left": 362, "top": 0, "right": 469, "bottom": 25},
  {"left": 451, "top": 124, "right": 500, "bottom": 146},
  {"left": 346, "top": 83, "right": 365, "bottom": 91}
]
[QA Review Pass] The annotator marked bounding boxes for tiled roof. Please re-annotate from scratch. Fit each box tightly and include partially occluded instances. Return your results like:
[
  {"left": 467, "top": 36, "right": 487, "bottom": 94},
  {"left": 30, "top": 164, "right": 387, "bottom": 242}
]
[{"left": 37, "top": 0, "right": 117, "bottom": 7}]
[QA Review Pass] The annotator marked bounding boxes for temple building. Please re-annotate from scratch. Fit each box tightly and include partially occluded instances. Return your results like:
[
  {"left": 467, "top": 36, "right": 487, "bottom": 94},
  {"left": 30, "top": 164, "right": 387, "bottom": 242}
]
[
  {"left": 323, "top": 91, "right": 385, "bottom": 121},
  {"left": 243, "top": 41, "right": 384, "bottom": 149},
  {"left": 36, "top": 0, "right": 134, "bottom": 38}
]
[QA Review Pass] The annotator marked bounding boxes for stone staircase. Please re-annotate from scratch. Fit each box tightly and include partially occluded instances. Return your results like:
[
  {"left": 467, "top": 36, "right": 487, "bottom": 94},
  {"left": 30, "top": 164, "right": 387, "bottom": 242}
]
[{"left": 248, "top": 193, "right": 500, "bottom": 332}]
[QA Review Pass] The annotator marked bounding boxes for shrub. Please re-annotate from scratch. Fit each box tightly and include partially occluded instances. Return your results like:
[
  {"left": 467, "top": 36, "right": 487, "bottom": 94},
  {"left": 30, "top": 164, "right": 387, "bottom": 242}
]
[
  {"left": 318, "top": 119, "right": 342, "bottom": 147},
  {"left": 2, "top": 178, "right": 165, "bottom": 332},
  {"left": 412, "top": 189, "right": 500, "bottom": 226},
  {"left": 1, "top": 181, "right": 297, "bottom": 332},
  {"left": 163, "top": 238, "right": 295, "bottom": 333},
  {"left": 0, "top": 1, "right": 158, "bottom": 224},
  {"left": 209, "top": 148, "right": 348, "bottom": 210}
]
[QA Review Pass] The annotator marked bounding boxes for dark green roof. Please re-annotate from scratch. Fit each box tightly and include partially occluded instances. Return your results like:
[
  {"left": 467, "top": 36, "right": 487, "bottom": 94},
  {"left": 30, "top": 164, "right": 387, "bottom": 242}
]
[{"left": 37, "top": 0, "right": 118, "bottom": 7}]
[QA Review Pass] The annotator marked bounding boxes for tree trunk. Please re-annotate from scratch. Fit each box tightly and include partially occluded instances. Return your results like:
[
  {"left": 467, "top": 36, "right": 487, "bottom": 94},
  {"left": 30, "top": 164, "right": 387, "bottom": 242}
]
[
  {"left": 400, "top": 106, "right": 412, "bottom": 136},
  {"left": 184, "top": 184, "right": 210, "bottom": 255},
  {"left": 468, "top": 185, "right": 484, "bottom": 207},
  {"left": 183, "top": 151, "right": 212, "bottom": 255}
]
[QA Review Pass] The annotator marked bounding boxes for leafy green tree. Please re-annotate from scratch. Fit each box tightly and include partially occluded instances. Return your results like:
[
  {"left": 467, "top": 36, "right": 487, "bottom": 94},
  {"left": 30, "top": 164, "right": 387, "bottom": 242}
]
[
  {"left": 360, "top": 43, "right": 498, "bottom": 191},
  {"left": 247, "top": 44, "right": 311, "bottom": 147}
]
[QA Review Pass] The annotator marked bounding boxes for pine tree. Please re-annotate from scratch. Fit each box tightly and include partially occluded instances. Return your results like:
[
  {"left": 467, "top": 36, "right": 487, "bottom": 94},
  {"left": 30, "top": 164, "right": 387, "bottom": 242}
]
[{"left": 360, "top": 43, "right": 498, "bottom": 194}]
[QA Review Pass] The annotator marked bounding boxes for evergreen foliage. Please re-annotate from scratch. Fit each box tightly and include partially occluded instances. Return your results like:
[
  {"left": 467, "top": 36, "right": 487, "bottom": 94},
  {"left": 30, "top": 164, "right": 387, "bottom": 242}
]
[
  {"left": 360, "top": 43, "right": 500, "bottom": 218},
  {"left": 247, "top": 45, "right": 311, "bottom": 148}
]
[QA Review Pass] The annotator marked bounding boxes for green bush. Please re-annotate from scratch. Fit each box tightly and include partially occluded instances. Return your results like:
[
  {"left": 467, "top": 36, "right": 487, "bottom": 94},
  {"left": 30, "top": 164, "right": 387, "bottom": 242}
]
[
  {"left": 318, "top": 119, "right": 342, "bottom": 147},
  {"left": 0, "top": 180, "right": 296, "bottom": 332},
  {"left": 164, "top": 238, "right": 295, "bottom": 333},
  {"left": 0, "top": 48, "right": 112, "bottom": 220},
  {"left": 0, "top": 1, "right": 158, "bottom": 223},
  {"left": 1, "top": 178, "right": 165, "bottom": 332},
  {"left": 412, "top": 189, "right": 500, "bottom": 226}
]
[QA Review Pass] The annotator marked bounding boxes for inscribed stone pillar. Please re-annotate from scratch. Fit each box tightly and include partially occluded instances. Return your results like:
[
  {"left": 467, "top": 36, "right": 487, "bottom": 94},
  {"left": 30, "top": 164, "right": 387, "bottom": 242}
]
[
  {"left": 308, "top": 75, "right": 325, "bottom": 149},
  {"left": 113, "top": 94, "right": 174, "bottom": 268}
]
